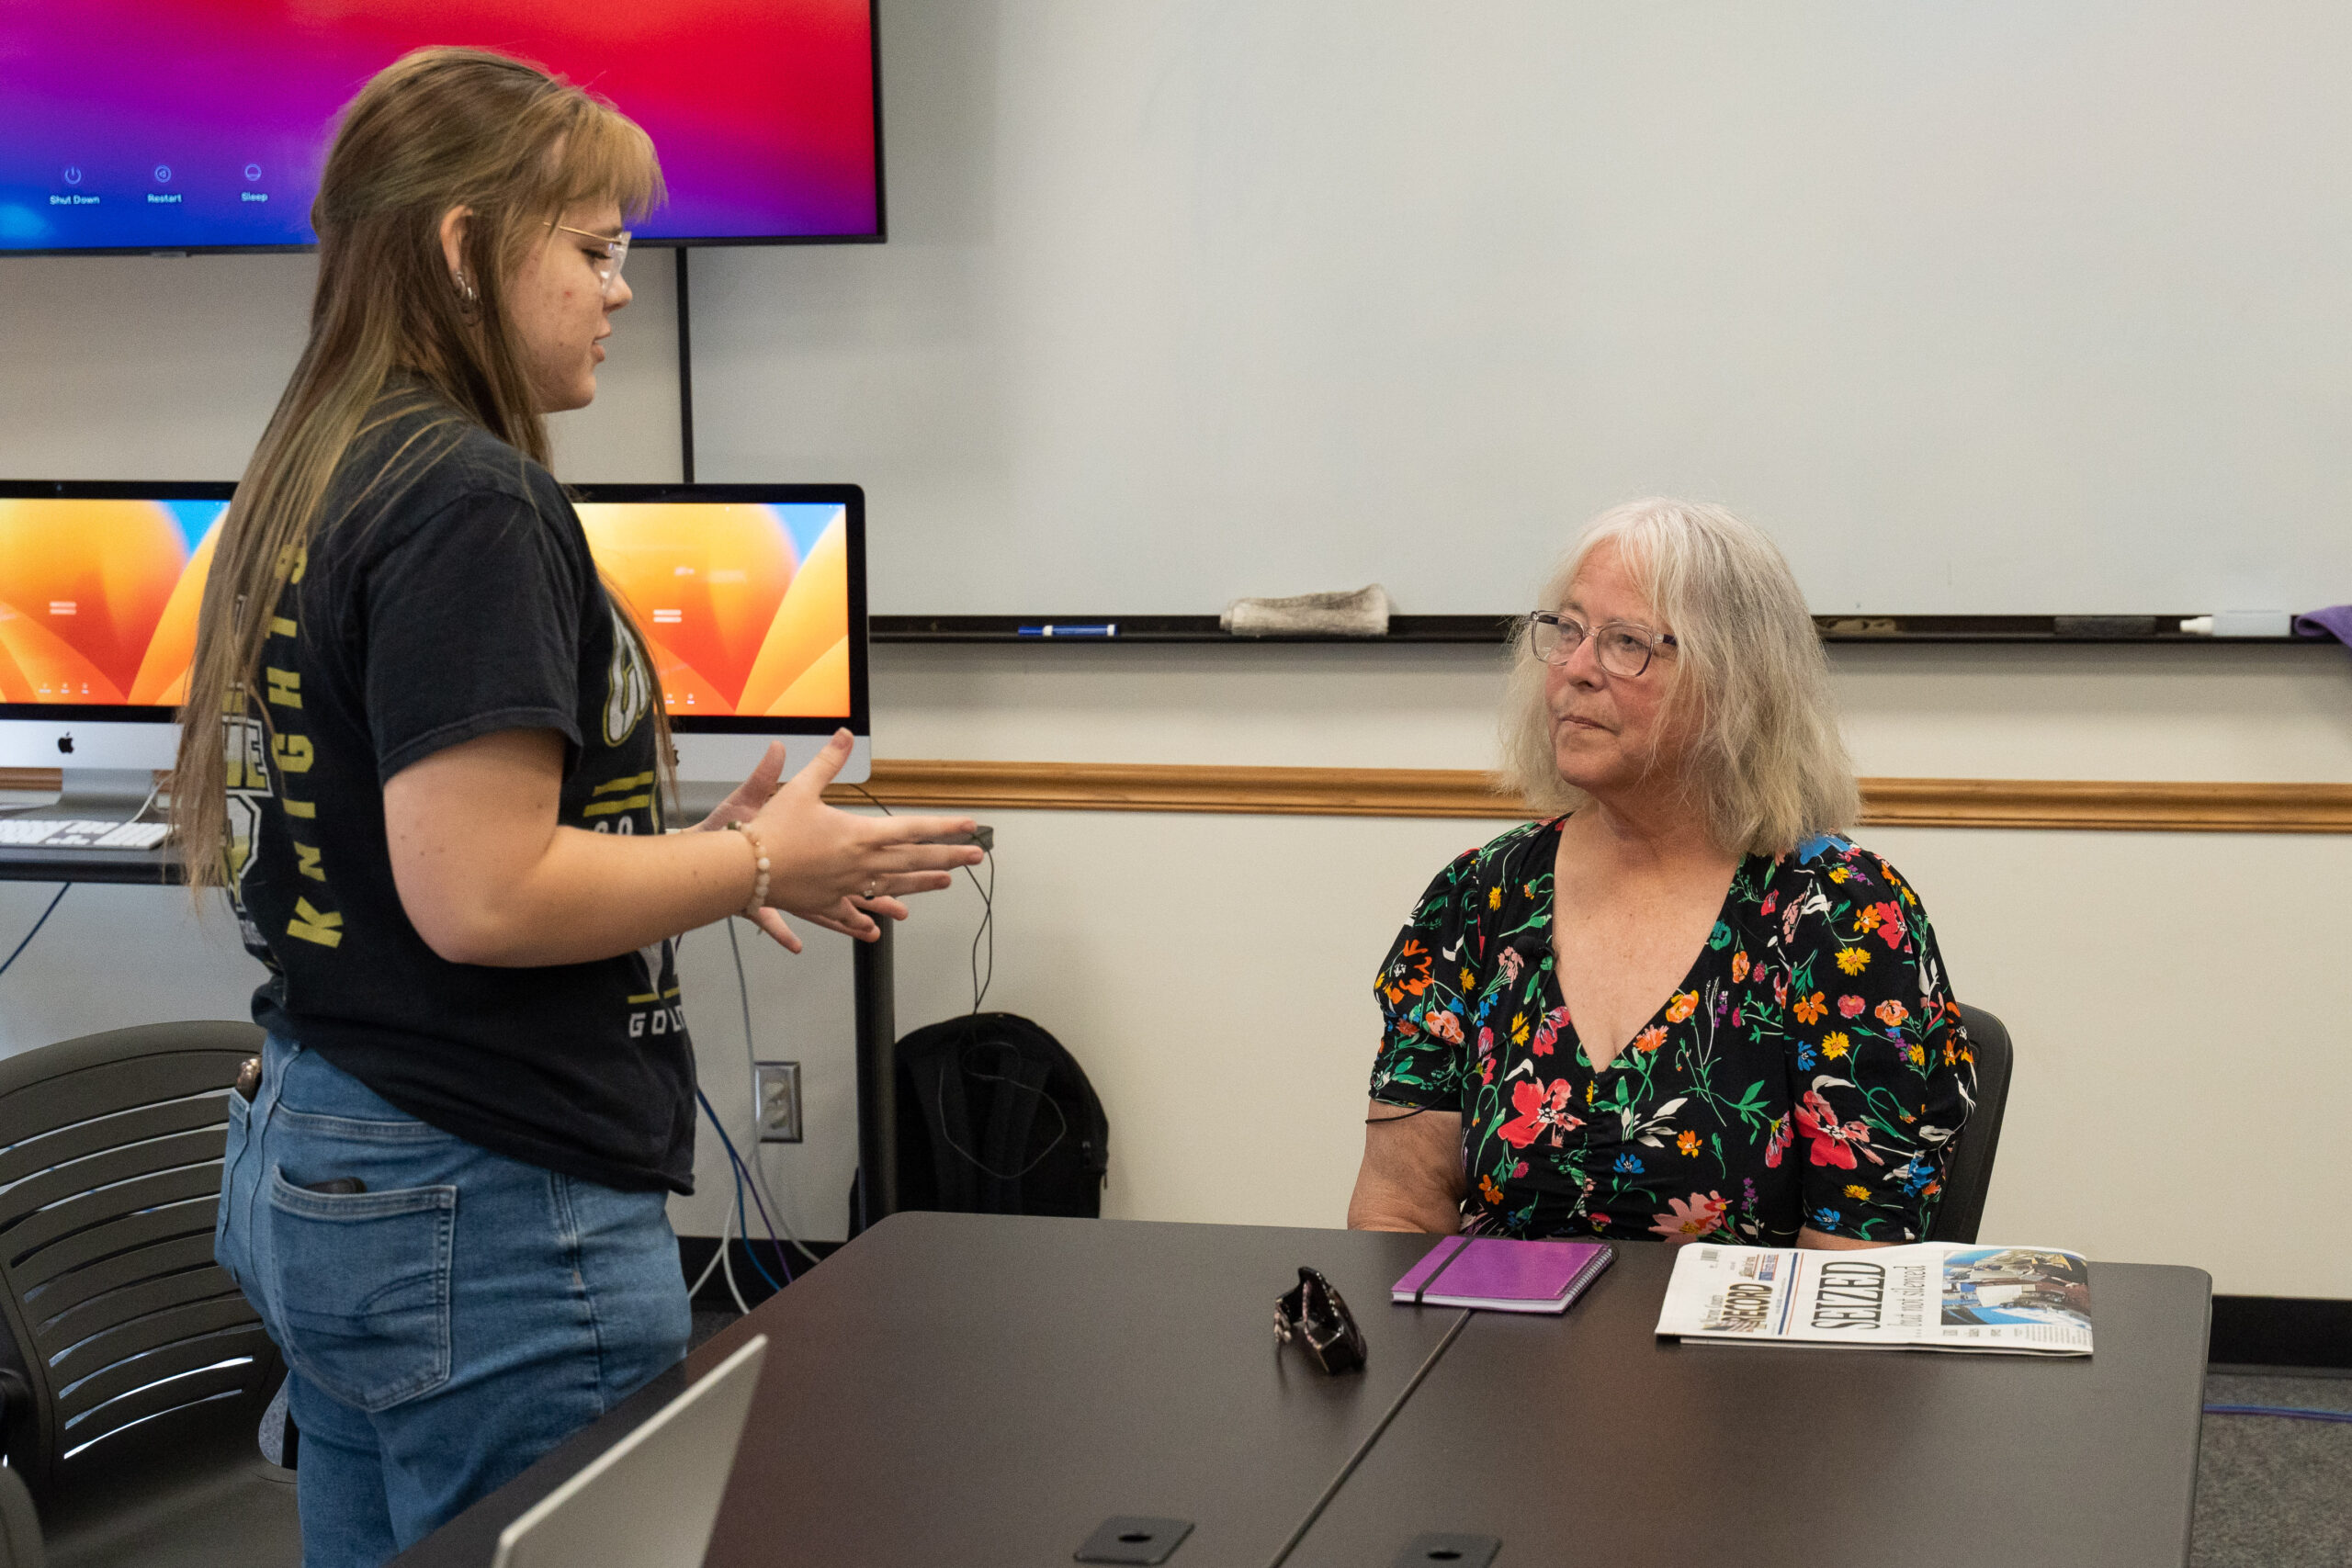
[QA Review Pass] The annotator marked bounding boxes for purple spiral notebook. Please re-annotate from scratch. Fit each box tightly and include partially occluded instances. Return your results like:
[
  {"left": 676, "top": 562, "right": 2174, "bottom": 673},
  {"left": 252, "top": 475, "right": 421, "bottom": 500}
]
[{"left": 1390, "top": 1235, "right": 1616, "bottom": 1314}]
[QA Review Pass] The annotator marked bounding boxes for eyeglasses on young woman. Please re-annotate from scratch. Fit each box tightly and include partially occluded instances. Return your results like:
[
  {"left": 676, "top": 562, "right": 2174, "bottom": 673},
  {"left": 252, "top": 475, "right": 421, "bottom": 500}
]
[{"left": 548, "top": 221, "right": 632, "bottom": 294}]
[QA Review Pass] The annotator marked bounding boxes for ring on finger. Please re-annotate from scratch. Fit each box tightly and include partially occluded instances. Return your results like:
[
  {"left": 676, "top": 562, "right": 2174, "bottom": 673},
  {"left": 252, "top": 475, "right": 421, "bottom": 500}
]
[{"left": 865, "top": 878, "right": 877, "bottom": 899}]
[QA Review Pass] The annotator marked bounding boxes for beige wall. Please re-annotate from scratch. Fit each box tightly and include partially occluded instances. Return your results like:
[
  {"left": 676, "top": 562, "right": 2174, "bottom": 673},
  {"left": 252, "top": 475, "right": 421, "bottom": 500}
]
[
  {"left": 0, "top": 251, "right": 675, "bottom": 483},
  {"left": 830, "top": 645, "right": 2352, "bottom": 1301},
  {"left": 5, "top": 648, "right": 2343, "bottom": 1301}
]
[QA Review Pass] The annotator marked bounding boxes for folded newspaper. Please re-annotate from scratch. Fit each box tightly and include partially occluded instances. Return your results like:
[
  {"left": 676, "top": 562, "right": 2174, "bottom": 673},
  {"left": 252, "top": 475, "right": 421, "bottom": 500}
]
[{"left": 1656, "top": 1243, "right": 2093, "bottom": 1356}]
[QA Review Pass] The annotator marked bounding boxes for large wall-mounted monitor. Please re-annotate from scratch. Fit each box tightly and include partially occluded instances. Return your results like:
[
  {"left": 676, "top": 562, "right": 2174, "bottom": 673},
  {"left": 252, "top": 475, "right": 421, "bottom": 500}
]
[
  {"left": 0, "top": 0, "right": 882, "bottom": 255},
  {"left": 0, "top": 480, "right": 870, "bottom": 785}
]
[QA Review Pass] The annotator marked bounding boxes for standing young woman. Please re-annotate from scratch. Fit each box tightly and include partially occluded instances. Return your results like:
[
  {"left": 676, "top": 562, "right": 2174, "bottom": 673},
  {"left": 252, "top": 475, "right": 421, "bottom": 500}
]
[{"left": 182, "top": 49, "right": 981, "bottom": 1567}]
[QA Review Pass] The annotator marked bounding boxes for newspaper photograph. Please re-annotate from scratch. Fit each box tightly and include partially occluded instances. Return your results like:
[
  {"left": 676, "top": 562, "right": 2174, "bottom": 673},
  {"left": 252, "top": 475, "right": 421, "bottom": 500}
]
[{"left": 1656, "top": 1242, "right": 2093, "bottom": 1356}]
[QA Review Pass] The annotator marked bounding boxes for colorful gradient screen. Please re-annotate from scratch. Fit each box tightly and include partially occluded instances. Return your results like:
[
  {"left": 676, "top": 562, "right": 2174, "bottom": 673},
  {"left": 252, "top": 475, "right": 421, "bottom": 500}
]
[
  {"left": 0, "top": 0, "right": 879, "bottom": 253},
  {"left": 0, "top": 491, "right": 859, "bottom": 725}
]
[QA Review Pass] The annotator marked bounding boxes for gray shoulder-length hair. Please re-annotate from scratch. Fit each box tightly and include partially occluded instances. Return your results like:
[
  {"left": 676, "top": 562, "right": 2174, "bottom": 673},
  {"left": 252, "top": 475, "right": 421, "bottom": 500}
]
[{"left": 1498, "top": 497, "right": 1860, "bottom": 857}]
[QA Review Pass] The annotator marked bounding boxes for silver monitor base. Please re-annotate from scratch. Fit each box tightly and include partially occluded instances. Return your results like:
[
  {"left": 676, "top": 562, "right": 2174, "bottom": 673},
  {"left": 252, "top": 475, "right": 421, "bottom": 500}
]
[{"left": 15, "top": 768, "right": 163, "bottom": 824}]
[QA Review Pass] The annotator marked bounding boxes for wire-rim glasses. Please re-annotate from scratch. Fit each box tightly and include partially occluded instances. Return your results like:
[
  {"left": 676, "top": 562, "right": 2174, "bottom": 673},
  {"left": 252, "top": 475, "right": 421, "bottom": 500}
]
[
  {"left": 548, "top": 222, "right": 632, "bottom": 293},
  {"left": 1526, "top": 612, "right": 1677, "bottom": 678}
]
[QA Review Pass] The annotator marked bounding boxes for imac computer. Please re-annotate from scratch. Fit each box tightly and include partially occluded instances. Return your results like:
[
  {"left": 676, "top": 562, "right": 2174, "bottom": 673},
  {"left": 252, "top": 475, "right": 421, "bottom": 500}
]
[{"left": 0, "top": 479, "right": 870, "bottom": 833}]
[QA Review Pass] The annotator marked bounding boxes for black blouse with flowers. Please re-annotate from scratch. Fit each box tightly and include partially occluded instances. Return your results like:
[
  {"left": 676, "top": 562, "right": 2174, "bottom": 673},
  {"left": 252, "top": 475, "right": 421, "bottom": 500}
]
[{"left": 1369, "top": 818, "right": 1976, "bottom": 1247}]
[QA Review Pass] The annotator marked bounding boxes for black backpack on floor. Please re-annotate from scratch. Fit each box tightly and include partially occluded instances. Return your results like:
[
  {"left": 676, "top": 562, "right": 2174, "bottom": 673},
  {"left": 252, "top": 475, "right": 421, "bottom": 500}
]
[{"left": 863, "top": 1012, "right": 1108, "bottom": 1223}]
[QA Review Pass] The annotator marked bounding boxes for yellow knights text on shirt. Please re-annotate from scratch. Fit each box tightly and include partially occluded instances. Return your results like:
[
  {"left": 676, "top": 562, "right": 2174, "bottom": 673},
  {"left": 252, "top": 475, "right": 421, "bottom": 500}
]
[{"left": 286, "top": 897, "right": 341, "bottom": 948}]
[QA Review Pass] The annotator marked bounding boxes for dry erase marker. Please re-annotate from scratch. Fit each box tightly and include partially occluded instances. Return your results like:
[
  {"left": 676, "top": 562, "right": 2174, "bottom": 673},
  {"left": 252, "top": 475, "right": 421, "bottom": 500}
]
[
  {"left": 2179, "top": 613, "right": 2292, "bottom": 637},
  {"left": 1016, "top": 623, "right": 1118, "bottom": 637}
]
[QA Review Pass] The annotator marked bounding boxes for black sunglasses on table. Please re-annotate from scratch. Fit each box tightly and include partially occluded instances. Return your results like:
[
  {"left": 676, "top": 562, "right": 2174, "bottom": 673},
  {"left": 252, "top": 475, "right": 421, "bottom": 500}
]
[{"left": 1274, "top": 1265, "right": 1367, "bottom": 1375}]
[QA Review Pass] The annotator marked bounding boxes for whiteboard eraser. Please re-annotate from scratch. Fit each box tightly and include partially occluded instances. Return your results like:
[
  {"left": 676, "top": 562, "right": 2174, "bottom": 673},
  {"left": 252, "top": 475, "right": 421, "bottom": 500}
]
[
  {"left": 2055, "top": 615, "right": 2155, "bottom": 637},
  {"left": 2209, "top": 611, "right": 2292, "bottom": 637}
]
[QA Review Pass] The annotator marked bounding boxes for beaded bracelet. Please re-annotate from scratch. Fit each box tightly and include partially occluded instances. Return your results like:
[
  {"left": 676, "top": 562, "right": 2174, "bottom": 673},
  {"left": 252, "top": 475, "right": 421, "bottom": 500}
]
[{"left": 727, "top": 821, "right": 771, "bottom": 917}]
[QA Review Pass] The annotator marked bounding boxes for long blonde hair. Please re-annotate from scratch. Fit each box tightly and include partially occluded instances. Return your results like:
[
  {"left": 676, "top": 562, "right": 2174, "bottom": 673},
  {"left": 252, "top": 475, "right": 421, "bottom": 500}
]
[
  {"left": 173, "top": 47, "right": 664, "bottom": 892},
  {"left": 1498, "top": 498, "right": 1860, "bottom": 857}
]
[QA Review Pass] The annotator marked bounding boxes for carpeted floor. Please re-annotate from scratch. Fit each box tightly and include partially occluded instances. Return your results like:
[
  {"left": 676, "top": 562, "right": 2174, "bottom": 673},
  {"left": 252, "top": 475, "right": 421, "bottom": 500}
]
[
  {"left": 690, "top": 1308, "right": 741, "bottom": 1351},
  {"left": 2190, "top": 1371, "right": 2352, "bottom": 1568}
]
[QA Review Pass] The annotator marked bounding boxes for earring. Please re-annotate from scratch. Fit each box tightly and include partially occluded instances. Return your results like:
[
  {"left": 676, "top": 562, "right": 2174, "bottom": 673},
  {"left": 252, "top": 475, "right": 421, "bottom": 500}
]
[{"left": 453, "top": 270, "right": 478, "bottom": 307}]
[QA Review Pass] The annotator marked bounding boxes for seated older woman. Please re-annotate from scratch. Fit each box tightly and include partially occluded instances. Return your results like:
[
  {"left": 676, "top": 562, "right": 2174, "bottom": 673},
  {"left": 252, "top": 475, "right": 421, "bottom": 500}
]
[{"left": 1349, "top": 499, "right": 1975, "bottom": 1249}]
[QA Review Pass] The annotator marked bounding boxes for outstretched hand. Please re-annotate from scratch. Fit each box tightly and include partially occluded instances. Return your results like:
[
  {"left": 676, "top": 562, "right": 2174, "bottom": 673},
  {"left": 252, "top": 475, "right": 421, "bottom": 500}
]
[
  {"left": 705, "top": 732, "right": 982, "bottom": 950},
  {"left": 696, "top": 739, "right": 790, "bottom": 835}
]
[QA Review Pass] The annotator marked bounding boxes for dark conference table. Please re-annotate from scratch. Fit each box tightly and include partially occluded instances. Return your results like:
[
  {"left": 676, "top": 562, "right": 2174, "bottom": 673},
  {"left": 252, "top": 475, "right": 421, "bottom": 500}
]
[
  {"left": 1286, "top": 1236, "right": 2212, "bottom": 1568},
  {"left": 395, "top": 1213, "right": 1463, "bottom": 1568},
  {"left": 393, "top": 1213, "right": 2210, "bottom": 1568}
]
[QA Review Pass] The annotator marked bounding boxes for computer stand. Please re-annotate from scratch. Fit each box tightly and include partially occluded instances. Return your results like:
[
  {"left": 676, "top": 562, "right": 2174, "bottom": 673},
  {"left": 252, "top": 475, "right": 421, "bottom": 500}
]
[
  {"left": 852, "top": 923, "right": 898, "bottom": 1233},
  {"left": 10, "top": 769, "right": 163, "bottom": 824}
]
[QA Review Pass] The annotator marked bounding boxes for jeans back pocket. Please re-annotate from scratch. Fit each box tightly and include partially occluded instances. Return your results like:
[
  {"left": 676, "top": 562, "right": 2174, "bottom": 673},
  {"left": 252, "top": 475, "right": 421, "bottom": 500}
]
[{"left": 266, "top": 1168, "right": 458, "bottom": 1413}]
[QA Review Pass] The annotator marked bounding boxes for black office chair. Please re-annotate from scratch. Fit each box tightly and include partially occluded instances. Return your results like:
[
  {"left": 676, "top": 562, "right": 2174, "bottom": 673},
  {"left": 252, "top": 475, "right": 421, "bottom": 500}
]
[
  {"left": 0, "top": 1021, "right": 298, "bottom": 1563},
  {"left": 1928, "top": 1003, "right": 2015, "bottom": 1244},
  {"left": 0, "top": 1467, "right": 40, "bottom": 1568}
]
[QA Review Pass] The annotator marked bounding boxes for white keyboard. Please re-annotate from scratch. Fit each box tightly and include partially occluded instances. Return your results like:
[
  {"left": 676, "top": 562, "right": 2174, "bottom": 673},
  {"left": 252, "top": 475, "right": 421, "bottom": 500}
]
[{"left": 0, "top": 818, "right": 171, "bottom": 850}]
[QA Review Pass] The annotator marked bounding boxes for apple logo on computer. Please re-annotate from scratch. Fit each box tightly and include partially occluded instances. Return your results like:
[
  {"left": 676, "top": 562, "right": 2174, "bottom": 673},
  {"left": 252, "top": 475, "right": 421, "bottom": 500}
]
[{"left": 57, "top": 736, "right": 73, "bottom": 755}]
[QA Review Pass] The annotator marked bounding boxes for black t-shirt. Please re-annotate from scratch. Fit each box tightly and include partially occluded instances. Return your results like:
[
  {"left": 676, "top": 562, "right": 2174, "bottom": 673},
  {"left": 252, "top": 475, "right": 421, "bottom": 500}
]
[{"left": 227, "top": 388, "right": 695, "bottom": 1193}]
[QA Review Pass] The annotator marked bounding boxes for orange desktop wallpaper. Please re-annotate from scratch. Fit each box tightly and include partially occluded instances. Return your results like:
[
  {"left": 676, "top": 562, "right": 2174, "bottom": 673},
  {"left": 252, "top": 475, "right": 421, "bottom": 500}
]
[{"left": 0, "top": 498, "right": 851, "bottom": 716}]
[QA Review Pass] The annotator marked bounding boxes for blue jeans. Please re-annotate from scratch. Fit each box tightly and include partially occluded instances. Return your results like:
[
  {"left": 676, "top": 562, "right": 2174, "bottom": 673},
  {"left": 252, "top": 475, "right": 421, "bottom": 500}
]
[{"left": 217, "top": 1034, "right": 690, "bottom": 1568}]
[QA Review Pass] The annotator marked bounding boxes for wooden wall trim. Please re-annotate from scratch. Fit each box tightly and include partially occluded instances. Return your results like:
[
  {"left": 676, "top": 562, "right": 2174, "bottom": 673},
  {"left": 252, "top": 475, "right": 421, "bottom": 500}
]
[
  {"left": 1856, "top": 777, "right": 2352, "bottom": 833},
  {"left": 836, "top": 760, "right": 1515, "bottom": 818},
  {"left": 16, "top": 762, "right": 2342, "bottom": 832},
  {"left": 832, "top": 759, "right": 2352, "bottom": 833}
]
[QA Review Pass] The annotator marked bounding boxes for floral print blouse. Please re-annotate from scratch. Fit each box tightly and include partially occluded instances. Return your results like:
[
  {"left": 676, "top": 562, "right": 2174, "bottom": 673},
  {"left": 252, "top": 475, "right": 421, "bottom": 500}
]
[{"left": 1369, "top": 818, "right": 1976, "bottom": 1247}]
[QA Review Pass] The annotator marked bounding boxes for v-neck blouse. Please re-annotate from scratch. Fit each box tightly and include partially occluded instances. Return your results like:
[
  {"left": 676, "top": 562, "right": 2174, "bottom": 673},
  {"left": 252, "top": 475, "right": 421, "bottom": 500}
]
[{"left": 1369, "top": 817, "right": 1976, "bottom": 1247}]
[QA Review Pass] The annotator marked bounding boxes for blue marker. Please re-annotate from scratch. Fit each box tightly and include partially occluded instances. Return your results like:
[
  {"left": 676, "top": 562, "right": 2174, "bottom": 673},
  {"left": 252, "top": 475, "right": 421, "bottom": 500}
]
[{"left": 1015, "top": 623, "right": 1119, "bottom": 637}]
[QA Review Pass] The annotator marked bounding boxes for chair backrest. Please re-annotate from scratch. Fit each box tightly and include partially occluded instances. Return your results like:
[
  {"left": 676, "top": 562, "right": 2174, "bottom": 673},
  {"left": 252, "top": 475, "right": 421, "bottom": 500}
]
[
  {"left": 0, "top": 1462, "right": 41, "bottom": 1568},
  {"left": 0, "top": 1021, "right": 277, "bottom": 1498},
  {"left": 1928, "top": 1003, "right": 2015, "bottom": 1245}
]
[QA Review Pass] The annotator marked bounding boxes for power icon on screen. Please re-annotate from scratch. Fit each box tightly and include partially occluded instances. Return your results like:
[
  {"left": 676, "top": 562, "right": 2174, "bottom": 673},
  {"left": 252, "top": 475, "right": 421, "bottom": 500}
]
[{"left": 62, "top": 166, "right": 83, "bottom": 186}]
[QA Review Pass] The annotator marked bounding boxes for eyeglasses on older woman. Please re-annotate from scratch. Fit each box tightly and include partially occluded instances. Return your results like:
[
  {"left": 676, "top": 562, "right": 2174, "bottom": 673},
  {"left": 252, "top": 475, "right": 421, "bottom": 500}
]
[{"left": 1524, "top": 612, "right": 1677, "bottom": 678}]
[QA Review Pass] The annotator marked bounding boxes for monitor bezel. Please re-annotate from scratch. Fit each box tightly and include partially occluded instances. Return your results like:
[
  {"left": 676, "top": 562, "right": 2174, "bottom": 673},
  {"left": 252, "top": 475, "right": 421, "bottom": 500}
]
[
  {"left": 0, "top": 0, "right": 886, "bottom": 258},
  {"left": 0, "top": 478, "right": 870, "bottom": 739},
  {"left": 574, "top": 481, "right": 871, "bottom": 738}
]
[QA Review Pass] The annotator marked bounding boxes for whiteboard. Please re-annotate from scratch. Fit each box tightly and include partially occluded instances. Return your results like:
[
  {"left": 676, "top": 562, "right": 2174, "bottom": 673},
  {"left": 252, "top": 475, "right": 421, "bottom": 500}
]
[{"left": 690, "top": 0, "right": 2352, "bottom": 617}]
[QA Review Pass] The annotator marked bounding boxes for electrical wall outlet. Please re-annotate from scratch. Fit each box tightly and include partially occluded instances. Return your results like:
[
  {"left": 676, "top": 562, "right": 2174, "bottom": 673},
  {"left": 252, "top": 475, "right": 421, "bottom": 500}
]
[{"left": 755, "top": 1061, "right": 802, "bottom": 1143}]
